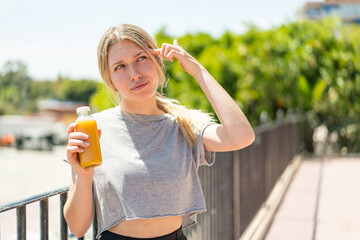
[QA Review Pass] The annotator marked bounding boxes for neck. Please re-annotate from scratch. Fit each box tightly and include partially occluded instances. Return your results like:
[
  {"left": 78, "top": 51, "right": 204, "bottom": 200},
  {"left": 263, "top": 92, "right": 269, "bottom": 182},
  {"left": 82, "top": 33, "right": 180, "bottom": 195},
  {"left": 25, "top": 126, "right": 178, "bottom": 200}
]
[{"left": 120, "top": 97, "right": 164, "bottom": 116}]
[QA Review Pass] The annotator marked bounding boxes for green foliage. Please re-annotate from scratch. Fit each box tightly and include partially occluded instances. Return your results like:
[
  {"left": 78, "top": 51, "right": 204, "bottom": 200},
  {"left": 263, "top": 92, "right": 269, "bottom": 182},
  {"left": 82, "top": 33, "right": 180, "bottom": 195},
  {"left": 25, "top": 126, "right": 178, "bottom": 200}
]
[
  {"left": 29, "top": 81, "right": 55, "bottom": 100},
  {"left": 55, "top": 75, "right": 98, "bottom": 103},
  {"left": 156, "top": 18, "right": 360, "bottom": 153},
  {"left": 89, "top": 83, "right": 117, "bottom": 112},
  {"left": 0, "top": 61, "right": 32, "bottom": 114}
]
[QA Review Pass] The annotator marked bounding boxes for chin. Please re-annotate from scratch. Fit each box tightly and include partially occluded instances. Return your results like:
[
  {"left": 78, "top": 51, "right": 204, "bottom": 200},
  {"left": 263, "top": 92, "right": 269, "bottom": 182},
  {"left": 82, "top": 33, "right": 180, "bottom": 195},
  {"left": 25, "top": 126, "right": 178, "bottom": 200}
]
[{"left": 130, "top": 90, "right": 157, "bottom": 103}]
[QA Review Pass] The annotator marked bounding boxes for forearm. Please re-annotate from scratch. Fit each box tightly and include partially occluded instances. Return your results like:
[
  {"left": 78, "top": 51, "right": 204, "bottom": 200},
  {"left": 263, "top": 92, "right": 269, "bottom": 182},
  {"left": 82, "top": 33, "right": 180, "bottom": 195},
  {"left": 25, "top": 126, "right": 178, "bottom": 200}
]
[
  {"left": 64, "top": 175, "right": 94, "bottom": 237},
  {"left": 152, "top": 40, "right": 254, "bottom": 148},
  {"left": 194, "top": 66, "right": 255, "bottom": 144}
]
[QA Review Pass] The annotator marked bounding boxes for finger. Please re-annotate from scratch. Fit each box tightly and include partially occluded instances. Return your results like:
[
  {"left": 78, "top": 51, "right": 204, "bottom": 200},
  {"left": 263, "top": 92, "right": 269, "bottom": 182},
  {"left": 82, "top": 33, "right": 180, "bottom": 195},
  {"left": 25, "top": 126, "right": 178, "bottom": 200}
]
[
  {"left": 68, "top": 139, "right": 90, "bottom": 148},
  {"left": 67, "top": 145, "right": 85, "bottom": 153},
  {"left": 166, "top": 49, "right": 177, "bottom": 62},
  {"left": 150, "top": 48, "right": 161, "bottom": 55},
  {"left": 164, "top": 43, "right": 171, "bottom": 55},
  {"left": 173, "top": 39, "right": 180, "bottom": 46},
  {"left": 69, "top": 132, "right": 89, "bottom": 140},
  {"left": 67, "top": 123, "right": 78, "bottom": 134},
  {"left": 160, "top": 43, "right": 167, "bottom": 58},
  {"left": 160, "top": 43, "right": 174, "bottom": 59},
  {"left": 164, "top": 44, "right": 173, "bottom": 61}
]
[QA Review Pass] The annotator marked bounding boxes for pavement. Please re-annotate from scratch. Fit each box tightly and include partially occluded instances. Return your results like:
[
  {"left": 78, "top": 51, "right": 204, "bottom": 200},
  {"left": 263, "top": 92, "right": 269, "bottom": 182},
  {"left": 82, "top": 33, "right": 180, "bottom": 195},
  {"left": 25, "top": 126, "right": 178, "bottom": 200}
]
[
  {"left": 0, "top": 146, "right": 92, "bottom": 240},
  {"left": 264, "top": 156, "right": 360, "bottom": 240}
]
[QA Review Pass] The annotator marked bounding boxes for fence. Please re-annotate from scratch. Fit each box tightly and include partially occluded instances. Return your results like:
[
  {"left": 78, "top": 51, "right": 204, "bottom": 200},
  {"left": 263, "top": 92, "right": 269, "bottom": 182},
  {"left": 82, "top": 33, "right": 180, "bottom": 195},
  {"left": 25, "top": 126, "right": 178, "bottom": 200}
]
[
  {"left": 0, "top": 118, "right": 299, "bottom": 240},
  {"left": 183, "top": 118, "right": 299, "bottom": 240}
]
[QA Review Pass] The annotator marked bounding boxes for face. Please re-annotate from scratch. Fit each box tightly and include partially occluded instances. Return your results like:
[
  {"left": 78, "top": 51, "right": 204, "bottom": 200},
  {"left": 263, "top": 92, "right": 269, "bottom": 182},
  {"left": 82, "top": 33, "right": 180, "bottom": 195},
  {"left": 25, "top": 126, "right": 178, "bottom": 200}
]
[{"left": 107, "top": 39, "right": 160, "bottom": 107}]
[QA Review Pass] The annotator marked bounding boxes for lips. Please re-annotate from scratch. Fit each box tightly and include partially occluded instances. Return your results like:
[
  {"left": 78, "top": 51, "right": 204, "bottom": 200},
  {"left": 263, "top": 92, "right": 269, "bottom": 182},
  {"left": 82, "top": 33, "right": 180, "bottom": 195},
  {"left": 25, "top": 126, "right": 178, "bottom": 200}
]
[{"left": 130, "top": 81, "right": 149, "bottom": 91}]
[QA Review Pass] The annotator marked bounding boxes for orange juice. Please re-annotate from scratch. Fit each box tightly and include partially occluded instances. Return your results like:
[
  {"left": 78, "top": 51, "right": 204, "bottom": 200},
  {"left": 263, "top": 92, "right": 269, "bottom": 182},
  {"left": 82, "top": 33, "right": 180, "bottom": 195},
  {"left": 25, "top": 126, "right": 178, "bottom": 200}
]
[{"left": 76, "top": 106, "right": 102, "bottom": 168}]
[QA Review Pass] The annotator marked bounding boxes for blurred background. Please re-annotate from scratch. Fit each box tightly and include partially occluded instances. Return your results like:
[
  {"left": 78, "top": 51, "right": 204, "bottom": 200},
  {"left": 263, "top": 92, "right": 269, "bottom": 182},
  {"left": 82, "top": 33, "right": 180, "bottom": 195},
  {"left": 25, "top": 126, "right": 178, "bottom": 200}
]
[{"left": 1, "top": 0, "right": 360, "bottom": 239}]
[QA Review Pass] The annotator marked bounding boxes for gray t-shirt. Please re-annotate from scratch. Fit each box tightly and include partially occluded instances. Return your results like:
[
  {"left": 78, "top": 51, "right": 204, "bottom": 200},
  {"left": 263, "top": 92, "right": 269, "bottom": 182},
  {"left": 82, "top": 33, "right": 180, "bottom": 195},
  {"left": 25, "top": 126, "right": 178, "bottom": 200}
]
[{"left": 90, "top": 106, "right": 215, "bottom": 239}]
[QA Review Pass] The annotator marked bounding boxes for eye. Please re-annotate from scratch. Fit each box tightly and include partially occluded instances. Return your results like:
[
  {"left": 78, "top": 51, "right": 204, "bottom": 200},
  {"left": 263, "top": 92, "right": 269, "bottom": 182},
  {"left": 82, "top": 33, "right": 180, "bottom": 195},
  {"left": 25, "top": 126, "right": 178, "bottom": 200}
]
[
  {"left": 137, "top": 56, "right": 147, "bottom": 62},
  {"left": 114, "top": 64, "right": 125, "bottom": 71}
]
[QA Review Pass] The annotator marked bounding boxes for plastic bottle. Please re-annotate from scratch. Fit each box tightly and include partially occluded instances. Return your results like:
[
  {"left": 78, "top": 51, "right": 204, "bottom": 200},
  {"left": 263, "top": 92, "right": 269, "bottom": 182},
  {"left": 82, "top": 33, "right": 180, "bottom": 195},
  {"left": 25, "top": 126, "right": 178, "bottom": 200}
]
[{"left": 76, "top": 106, "right": 102, "bottom": 168}]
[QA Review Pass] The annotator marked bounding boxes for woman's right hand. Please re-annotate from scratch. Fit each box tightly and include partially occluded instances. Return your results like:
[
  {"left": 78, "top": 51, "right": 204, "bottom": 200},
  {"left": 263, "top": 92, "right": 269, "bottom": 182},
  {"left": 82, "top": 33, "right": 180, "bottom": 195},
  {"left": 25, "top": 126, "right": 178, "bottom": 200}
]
[
  {"left": 65, "top": 123, "right": 101, "bottom": 237},
  {"left": 66, "top": 123, "right": 96, "bottom": 179}
]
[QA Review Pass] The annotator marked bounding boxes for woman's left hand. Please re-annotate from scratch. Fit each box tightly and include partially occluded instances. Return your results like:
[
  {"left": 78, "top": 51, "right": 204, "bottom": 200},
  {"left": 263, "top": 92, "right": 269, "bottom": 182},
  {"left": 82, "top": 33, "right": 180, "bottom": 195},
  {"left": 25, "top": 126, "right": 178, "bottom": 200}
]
[{"left": 150, "top": 40, "right": 203, "bottom": 77}]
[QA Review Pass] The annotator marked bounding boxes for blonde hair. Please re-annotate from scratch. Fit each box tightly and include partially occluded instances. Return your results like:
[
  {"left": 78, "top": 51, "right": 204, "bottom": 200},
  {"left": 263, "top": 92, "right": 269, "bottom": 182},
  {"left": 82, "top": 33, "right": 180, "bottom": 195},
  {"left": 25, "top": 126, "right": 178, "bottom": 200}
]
[{"left": 97, "top": 24, "right": 214, "bottom": 146}]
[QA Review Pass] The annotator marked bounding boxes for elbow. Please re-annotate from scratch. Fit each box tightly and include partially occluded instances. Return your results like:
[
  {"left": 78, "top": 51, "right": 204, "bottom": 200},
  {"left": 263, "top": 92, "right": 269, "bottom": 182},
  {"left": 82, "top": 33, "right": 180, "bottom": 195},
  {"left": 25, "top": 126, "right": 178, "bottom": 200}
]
[
  {"left": 247, "top": 129, "right": 256, "bottom": 146},
  {"left": 232, "top": 129, "right": 255, "bottom": 150},
  {"left": 71, "top": 230, "right": 87, "bottom": 239},
  {"left": 66, "top": 221, "right": 88, "bottom": 238},
  {"left": 64, "top": 208, "right": 88, "bottom": 238},
  {"left": 242, "top": 130, "right": 256, "bottom": 148}
]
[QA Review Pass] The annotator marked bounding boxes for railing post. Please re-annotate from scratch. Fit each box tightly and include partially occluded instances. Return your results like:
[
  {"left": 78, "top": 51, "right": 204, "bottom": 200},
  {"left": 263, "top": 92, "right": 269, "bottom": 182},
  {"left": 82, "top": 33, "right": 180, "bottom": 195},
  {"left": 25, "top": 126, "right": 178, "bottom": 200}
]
[
  {"left": 233, "top": 150, "right": 241, "bottom": 240},
  {"left": 16, "top": 206, "right": 26, "bottom": 240},
  {"left": 60, "top": 192, "right": 68, "bottom": 240},
  {"left": 40, "top": 199, "right": 49, "bottom": 240}
]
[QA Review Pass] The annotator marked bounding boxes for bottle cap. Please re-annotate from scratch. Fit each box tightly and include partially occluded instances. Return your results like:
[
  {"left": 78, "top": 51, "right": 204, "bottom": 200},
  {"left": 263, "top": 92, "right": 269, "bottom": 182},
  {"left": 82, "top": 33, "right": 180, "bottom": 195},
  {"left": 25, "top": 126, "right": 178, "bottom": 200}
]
[{"left": 76, "top": 106, "right": 91, "bottom": 115}]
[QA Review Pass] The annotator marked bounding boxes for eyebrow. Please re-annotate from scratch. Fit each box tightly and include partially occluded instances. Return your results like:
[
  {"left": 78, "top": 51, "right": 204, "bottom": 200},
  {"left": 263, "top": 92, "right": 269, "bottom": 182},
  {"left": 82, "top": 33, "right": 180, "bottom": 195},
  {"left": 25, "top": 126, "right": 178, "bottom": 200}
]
[{"left": 111, "top": 50, "right": 146, "bottom": 67}]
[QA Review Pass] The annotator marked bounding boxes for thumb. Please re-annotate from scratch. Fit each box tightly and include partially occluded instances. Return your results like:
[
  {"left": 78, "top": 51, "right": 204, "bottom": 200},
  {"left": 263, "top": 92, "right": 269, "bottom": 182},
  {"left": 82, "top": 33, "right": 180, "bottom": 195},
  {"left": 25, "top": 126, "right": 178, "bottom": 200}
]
[{"left": 173, "top": 39, "right": 180, "bottom": 46}]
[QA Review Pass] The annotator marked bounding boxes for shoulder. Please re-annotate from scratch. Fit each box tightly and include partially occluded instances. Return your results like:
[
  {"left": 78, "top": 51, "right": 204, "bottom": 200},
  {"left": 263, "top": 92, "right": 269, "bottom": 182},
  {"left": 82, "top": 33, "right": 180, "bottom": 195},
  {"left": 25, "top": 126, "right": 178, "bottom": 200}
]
[
  {"left": 91, "top": 106, "right": 120, "bottom": 121},
  {"left": 90, "top": 107, "right": 123, "bottom": 130}
]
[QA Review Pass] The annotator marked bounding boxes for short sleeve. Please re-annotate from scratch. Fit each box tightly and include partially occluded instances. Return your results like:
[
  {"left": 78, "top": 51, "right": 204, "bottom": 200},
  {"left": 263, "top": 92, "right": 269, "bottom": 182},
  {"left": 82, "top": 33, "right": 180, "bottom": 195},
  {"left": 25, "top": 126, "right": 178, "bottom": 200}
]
[{"left": 194, "top": 123, "right": 216, "bottom": 168}]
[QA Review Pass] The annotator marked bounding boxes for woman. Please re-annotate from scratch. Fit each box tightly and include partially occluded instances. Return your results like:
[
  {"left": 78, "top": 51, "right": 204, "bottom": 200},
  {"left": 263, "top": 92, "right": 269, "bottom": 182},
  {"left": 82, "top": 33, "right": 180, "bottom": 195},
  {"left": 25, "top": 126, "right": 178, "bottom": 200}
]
[{"left": 64, "top": 24, "right": 255, "bottom": 240}]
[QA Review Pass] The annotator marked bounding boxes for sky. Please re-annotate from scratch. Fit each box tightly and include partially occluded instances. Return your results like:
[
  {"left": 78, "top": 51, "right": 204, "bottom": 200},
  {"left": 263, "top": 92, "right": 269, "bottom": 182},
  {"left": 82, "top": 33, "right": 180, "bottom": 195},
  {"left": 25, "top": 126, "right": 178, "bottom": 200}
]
[{"left": 0, "top": 0, "right": 310, "bottom": 81}]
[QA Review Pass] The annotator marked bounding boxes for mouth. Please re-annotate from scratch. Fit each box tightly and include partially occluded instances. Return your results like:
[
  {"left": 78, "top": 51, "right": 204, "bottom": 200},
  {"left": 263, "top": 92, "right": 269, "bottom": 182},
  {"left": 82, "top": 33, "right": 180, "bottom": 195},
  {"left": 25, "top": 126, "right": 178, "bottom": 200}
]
[{"left": 130, "top": 81, "right": 149, "bottom": 91}]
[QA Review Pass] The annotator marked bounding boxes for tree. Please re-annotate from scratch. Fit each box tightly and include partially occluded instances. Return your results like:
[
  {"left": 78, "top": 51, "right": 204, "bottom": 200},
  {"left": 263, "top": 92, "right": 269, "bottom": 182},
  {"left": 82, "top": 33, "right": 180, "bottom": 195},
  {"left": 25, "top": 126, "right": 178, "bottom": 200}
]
[
  {"left": 56, "top": 77, "right": 99, "bottom": 103},
  {"left": 0, "top": 61, "right": 32, "bottom": 114}
]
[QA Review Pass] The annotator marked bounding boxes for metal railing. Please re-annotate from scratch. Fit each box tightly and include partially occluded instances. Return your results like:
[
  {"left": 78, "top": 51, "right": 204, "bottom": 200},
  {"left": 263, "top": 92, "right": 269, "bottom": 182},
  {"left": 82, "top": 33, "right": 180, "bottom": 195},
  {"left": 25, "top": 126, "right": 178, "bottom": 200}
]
[
  {"left": 0, "top": 187, "right": 98, "bottom": 240},
  {"left": 183, "top": 118, "right": 299, "bottom": 240},
  {"left": 0, "top": 118, "right": 298, "bottom": 240}
]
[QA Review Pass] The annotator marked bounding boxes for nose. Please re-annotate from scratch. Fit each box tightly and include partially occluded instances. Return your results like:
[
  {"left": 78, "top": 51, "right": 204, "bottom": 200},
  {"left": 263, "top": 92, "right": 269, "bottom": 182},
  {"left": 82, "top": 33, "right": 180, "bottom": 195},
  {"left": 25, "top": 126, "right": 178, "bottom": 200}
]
[{"left": 128, "top": 65, "right": 142, "bottom": 82}]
